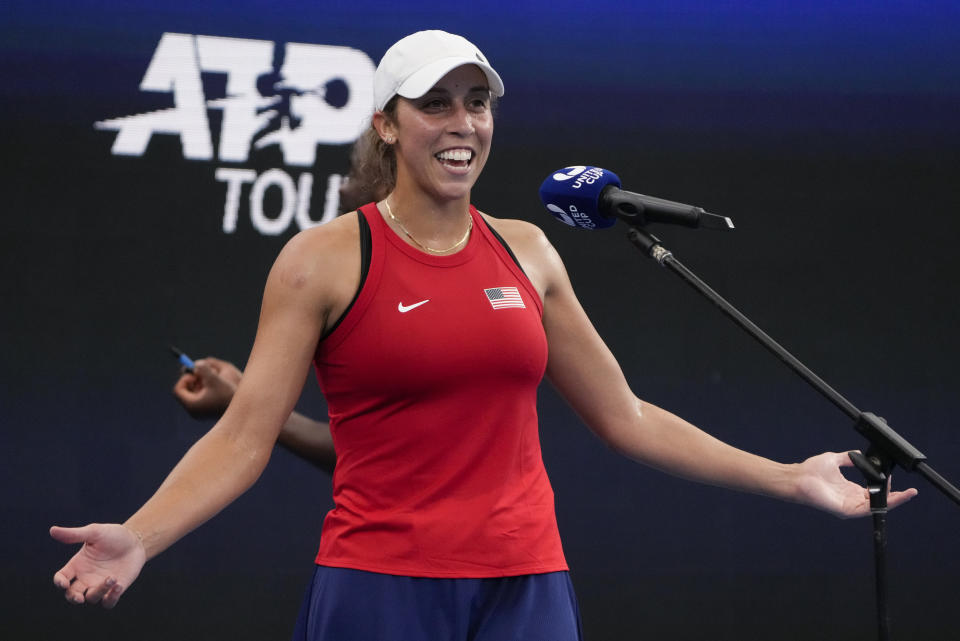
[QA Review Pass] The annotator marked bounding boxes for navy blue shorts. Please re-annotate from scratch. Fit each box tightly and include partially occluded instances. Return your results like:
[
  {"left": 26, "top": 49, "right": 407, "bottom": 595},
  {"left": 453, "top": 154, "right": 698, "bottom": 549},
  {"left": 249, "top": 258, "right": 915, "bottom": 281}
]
[{"left": 291, "top": 566, "right": 584, "bottom": 641}]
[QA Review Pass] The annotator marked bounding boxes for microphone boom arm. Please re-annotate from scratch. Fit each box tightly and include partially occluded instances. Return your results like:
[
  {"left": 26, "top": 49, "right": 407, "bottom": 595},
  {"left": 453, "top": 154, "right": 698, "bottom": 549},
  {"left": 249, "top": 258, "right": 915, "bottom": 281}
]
[
  {"left": 624, "top": 223, "right": 960, "bottom": 641},
  {"left": 625, "top": 225, "right": 959, "bottom": 506}
]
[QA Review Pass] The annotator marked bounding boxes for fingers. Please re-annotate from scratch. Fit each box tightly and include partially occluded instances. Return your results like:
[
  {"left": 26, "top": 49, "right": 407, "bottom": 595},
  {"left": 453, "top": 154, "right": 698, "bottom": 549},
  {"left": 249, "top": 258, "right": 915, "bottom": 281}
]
[
  {"left": 173, "top": 372, "right": 201, "bottom": 398},
  {"left": 194, "top": 360, "right": 229, "bottom": 382},
  {"left": 176, "top": 360, "right": 239, "bottom": 391},
  {"left": 194, "top": 363, "right": 237, "bottom": 398},
  {"left": 838, "top": 451, "right": 859, "bottom": 467},
  {"left": 200, "top": 357, "right": 243, "bottom": 384},
  {"left": 189, "top": 361, "right": 221, "bottom": 387},
  {"left": 64, "top": 578, "right": 89, "bottom": 604},
  {"left": 198, "top": 356, "right": 225, "bottom": 371},
  {"left": 53, "top": 568, "right": 75, "bottom": 590},
  {"left": 83, "top": 576, "right": 116, "bottom": 605},
  {"left": 102, "top": 582, "right": 126, "bottom": 609},
  {"left": 53, "top": 560, "right": 129, "bottom": 608},
  {"left": 194, "top": 359, "right": 216, "bottom": 375},
  {"left": 50, "top": 524, "right": 97, "bottom": 545},
  {"left": 58, "top": 575, "right": 125, "bottom": 608},
  {"left": 887, "top": 487, "right": 919, "bottom": 509},
  {"left": 806, "top": 451, "right": 855, "bottom": 471}
]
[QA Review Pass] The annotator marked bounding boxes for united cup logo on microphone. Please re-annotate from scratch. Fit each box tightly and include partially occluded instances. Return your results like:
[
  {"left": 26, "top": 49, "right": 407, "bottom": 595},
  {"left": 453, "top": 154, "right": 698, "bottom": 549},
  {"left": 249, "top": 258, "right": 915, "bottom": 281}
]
[
  {"left": 551, "top": 166, "right": 587, "bottom": 181},
  {"left": 545, "top": 204, "right": 578, "bottom": 227},
  {"left": 539, "top": 166, "right": 620, "bottom": 230}
]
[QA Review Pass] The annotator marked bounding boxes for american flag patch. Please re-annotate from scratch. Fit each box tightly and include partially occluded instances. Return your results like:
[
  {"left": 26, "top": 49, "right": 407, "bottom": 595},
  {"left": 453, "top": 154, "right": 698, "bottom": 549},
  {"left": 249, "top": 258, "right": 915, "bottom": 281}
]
[{"left": 484, "top": 286, "right": 526, "bottom": 310}]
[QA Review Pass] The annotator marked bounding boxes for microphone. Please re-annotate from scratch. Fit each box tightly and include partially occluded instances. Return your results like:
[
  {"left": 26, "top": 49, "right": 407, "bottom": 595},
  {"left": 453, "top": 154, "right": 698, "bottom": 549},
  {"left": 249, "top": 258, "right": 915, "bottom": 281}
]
[{"left": 539, "top": 166, "right": 734, "bottom": 231}]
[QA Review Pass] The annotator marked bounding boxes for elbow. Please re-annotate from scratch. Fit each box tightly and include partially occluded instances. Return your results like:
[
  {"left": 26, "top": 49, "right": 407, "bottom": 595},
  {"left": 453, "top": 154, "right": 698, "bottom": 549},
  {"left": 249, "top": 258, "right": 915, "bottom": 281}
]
[
  {"left": 213, "top": 419, "right": 275, "bottom": 484},
  {"left": 585, "top": 398, "right": 673, "bottom": 466},
  {"left": 232, "top": 432, "right": 274, "bottom": 475},
  {"left": 585, "top": 398, "right": 648, "bottom": 452}
]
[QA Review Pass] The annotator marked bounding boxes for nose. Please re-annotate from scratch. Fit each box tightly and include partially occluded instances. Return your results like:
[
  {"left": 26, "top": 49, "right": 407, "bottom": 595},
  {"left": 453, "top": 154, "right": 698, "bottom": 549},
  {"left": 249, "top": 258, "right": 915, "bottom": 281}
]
[{"left": 447, "top": 103, "right": 475, "bottom": 136}]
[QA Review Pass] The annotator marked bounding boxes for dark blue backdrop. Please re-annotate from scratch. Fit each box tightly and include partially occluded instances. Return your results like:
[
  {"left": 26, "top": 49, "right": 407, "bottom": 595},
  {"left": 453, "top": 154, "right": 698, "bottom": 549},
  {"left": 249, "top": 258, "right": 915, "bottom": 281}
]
[{"left": 4, "top": 2, "right": 959, "bottom": 639}]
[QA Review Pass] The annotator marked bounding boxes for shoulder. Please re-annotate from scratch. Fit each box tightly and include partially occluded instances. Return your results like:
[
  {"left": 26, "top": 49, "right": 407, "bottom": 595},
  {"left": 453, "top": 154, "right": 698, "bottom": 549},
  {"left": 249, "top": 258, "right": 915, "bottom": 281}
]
[
  {"left": 478, "top": 212, "right": 558, "bottom": 269},
  {"left": 479, "top": 212, "right": 549, "bottom": 248},
  {"left": 271, "top": 212, "right": 359, "bottom": 281},
  {"left": 478, "top": 211, "right": 566, "bottom": 299},
  {"left": 277, "top": 211, "right": 359, "bottom": 260},
  {"left": 265, "top": 212, "right": 362, "bottom": 328}
]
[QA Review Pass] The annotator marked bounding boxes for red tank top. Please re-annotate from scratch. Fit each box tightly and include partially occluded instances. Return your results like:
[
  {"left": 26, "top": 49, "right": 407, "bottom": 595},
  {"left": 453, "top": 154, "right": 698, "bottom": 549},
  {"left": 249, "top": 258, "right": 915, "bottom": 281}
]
[{"left": 312, "top": 203, "right": 567, "bottom": 578}]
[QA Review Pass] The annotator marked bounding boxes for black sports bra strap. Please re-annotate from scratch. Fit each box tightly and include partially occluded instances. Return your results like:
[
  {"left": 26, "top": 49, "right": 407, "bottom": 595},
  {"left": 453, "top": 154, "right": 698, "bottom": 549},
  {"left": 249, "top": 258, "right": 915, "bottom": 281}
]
[
  {"left": 320, "top": 211, "right": 372, "bottom": 340},
  {"left": 479, "top": 217, "right": 526, "bottom": 275}
]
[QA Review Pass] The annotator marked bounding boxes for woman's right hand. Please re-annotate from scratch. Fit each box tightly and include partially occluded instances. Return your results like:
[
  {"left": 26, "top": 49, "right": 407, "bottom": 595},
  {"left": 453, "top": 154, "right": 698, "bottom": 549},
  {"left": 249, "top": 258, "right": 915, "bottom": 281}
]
[
  {"left": 172, "top": 357, "right": 243, "bottom": 419},
  {"left": 50, "top": 523, "right": 147, "bottom": 608}
]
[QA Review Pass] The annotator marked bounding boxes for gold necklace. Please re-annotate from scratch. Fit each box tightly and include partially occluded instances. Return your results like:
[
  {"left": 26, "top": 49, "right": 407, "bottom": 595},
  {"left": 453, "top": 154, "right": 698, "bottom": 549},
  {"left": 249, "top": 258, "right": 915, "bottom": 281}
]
[{"left": 384, "top": 199, "right": 472, "bottom": 254}]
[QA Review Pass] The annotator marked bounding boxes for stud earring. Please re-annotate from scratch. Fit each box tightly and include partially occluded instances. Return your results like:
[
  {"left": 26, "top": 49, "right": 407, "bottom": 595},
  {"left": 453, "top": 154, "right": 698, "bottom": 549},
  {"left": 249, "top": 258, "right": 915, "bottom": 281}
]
[{"left": 384, "top": 135, "right": 395, "bottom": 144}]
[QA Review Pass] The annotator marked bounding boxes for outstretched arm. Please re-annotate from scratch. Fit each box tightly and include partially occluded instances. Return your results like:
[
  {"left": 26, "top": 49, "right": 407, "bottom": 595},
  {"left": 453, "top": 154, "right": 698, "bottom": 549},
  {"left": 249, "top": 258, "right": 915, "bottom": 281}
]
[
  {"left": 173, "top": 357, "right": 336, "bottom": 474},
  {"left": 51, "top": 217, "right": 360, "bottom": 607},
  {"left": 503, "top": 220, "right": 917, "bottom": 517}
]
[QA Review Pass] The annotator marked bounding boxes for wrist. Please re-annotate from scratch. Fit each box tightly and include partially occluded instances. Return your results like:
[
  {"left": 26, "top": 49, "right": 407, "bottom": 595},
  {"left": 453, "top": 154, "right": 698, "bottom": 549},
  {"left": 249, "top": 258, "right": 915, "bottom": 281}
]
[
  {"left": 777, "top": 460, "right": 822, "bottom": 507},
  {"left": 750, "top": 459, "right": 803, "bottom": 504},
  {"left": 121, "top": 522, "right": 148, "bottom": 555}
]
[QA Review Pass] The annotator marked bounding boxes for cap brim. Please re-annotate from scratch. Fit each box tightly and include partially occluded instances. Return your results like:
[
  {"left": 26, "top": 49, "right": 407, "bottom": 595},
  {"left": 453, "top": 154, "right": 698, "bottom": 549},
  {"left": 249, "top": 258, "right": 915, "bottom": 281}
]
[{"left": 395, "top": 57, "right": 504, "bottom": 102}]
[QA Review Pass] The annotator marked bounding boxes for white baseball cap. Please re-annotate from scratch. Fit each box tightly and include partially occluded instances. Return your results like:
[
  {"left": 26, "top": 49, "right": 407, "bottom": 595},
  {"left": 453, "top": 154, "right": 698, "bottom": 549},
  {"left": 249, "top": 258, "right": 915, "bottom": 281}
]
[{"left": 374, "top": 30, "right": 504, "bottom": 111}]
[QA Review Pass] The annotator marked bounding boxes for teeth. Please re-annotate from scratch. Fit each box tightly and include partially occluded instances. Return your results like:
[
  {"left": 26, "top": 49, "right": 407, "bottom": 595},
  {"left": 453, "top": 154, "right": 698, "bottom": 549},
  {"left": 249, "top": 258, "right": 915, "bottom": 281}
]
[{"left": 436, "top": 149, "right": 472, "bottom": 162}]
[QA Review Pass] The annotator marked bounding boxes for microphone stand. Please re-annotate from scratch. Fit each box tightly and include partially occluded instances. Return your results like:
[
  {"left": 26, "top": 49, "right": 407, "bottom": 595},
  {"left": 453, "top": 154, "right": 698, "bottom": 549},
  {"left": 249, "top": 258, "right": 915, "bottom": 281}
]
[{"left": 624, "top": 224, "right": 960, "bottom": 641}]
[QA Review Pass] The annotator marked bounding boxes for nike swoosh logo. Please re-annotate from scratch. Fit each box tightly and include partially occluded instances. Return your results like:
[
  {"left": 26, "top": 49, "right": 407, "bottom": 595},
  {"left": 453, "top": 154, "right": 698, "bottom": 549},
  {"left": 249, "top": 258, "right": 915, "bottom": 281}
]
[{"left": 398, "top": 299, "right": 430, "bottom": 313}]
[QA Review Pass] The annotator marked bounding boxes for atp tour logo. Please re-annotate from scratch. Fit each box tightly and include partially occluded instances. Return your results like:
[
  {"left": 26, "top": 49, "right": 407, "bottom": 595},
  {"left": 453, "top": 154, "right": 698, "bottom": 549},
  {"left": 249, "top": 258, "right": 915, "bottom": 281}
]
[{"left": 96, "top": 32, "right": 376, "bottom": 235}]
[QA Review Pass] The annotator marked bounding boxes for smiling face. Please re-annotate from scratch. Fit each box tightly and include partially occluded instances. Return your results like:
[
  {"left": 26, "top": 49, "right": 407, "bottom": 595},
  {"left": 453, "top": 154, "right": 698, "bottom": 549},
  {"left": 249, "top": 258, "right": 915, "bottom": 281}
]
[{"left": 377, "top": 64, "right": 494, "bottom": 204}]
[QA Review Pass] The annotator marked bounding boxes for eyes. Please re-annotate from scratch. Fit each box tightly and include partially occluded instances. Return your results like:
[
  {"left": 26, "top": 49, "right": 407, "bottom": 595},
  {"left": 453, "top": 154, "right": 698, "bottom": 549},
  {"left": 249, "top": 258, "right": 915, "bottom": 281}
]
[{"left": 417, "top": 93, "right": 491, "bottom": 114}]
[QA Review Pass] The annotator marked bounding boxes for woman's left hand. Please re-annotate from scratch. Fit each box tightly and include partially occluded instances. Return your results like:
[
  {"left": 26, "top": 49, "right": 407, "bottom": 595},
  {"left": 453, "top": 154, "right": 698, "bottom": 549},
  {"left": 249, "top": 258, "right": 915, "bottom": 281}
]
[{"left": 794, "top": 451, "right": 918, "bottom": 518}]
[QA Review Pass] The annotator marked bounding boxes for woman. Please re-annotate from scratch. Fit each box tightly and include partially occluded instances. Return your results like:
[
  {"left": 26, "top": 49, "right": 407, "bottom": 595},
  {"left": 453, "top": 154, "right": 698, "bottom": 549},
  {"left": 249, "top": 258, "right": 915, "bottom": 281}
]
[{"left": 51, "top": 30, "right": 916, "bottom": 640}]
